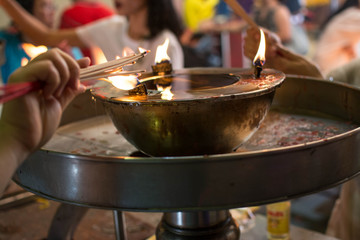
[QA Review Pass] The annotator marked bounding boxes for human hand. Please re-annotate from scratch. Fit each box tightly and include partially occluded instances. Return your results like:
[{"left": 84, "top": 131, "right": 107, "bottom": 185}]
[
  {"left": 0, "top": 48, "right": 89, "bottom": 157},
  {"left": 244, "top": 27, "right": 323, "bottom": 78},
  {"left": 243, "top": 27, "right": 282, "bottom": 64}
]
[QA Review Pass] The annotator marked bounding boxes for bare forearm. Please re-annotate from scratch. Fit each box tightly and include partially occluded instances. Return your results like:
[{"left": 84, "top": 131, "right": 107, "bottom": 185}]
[
  {"left": 1, "top": 0, "right": 85, "bottom": 47},
  {"left": 0, "top": 123, "right": 30, "bottom": 197},
  {"left": 264, "top": 56, "right": 323, "bottom": 78}
]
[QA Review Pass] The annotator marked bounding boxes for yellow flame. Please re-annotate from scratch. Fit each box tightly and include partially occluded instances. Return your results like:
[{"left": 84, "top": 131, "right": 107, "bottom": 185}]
[
  {"left": 138, "top": 47, "right": 147, "bottom": 54},
  {"left": 22, "top": 43, "right": 48, "bottom": 59},
  {"left": 108, "top": 75, "right": 139, "bottom": 90},
  {"left": 157, "top": 85, "right": 174, "bottom": 100},
  {"left": 21, "top": 43, "right": 48, "bottom": 66},
  {"left": 155, "top": 38, "right": 170, "bottom": 64},
  {"left": 253, "top": 29, "right": 266, "bottom": 65},
  {"left": 123, "top": 47, "right": 135, "bottom": 57},
  {"left": 21, "top": 58, "right": 29, "bottom": 66},
  {"left": 92, "top": 47, "right": 108, "bottom": 65}
]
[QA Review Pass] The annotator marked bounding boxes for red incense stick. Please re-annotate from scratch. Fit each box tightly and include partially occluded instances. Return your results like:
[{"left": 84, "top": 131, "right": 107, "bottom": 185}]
[
  {"left": 0, "top": 81, "right": 42, "bottom": 104},
  {"left": 0, "top": 51, "right": 149, "bottom": 104}
]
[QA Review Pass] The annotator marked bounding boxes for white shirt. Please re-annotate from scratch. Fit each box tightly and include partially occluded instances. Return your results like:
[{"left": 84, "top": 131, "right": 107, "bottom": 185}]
[{"left": 76, "top": 15, "right": 184, "bottom": 71}]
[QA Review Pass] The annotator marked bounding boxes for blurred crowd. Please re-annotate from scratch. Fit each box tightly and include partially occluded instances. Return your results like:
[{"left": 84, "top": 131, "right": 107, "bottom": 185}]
[{"left": 1, "top": 0, "right": 360, "bottom": 84}]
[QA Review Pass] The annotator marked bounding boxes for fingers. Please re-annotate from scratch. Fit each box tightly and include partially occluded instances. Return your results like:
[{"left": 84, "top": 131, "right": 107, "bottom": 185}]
[
  {"left": 9, "top": 48, "right": 87, "bottom": 100},
  {"left": 10, "top": 59, "right": 61, "bottom": 99},
  {"left": 244, "top": 27, "right": 262, "bottom": 59},
  {"left": 30, "top": 48, "right": 83, "bottom": 97},
  {"left": 33, "top": 49, "right": 79, "bottom": 95},
  {"left": 77, "top": 57, "right": 91, "bottom": 69}
]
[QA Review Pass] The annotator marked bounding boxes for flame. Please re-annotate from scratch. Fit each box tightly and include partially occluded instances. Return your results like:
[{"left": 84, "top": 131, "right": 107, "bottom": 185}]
[
  {"left": 157, "top": 85, "right": 174, "bottom": 100},
  {"left": 138, "top": 47, "right": 147, "bottom": 54},
  {"left": 21, "top": 58, "right": 29, "bottom": 66},
  {"left": 155, "top": 38, "right": 170, "bottom": 64},
  {"left": 92, "top": 47, "right": 108, "bottom": 65},
  {"left": 21, "top": 43, "right": 48, "bottom": 66},
  {"left": 22, "top": 43, "right": 48, "bottom": 59},
  {"left": 123, "top": 47, "right": 135, "bottom": 57},
  {"left": 253, "top": 29, "right": 266, "bottom": 66},
  {"left": 108, "top": 75, "right": 139, "bottom": 90}
]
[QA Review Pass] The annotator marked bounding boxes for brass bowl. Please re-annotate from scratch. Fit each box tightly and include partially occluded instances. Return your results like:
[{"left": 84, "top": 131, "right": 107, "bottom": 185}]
[{"left": 91, "top": 68, "right": 285, "bottom": 156}]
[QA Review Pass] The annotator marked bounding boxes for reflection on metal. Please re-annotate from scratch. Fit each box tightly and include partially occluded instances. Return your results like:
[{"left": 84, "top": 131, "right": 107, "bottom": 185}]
[{"left": 156, "top": 211, "right": 240, "bottom": 240}]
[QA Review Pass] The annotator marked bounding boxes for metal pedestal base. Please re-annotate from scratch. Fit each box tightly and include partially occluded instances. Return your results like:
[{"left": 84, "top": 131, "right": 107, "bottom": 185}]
[
  {"left": 47, "top": 204, "right": 127, "bottom": 240},
  {"left": 156, "top": 210, "right": 240, "bottom": 240}
]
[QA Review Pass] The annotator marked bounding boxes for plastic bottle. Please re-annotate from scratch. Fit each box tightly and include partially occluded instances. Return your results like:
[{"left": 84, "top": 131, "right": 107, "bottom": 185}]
[{"left": 266, "top": 201, "right": 291, "bottom": 240}]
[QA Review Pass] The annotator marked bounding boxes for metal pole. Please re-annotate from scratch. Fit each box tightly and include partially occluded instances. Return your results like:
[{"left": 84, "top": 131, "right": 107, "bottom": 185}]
[{"left": 113, "top": 210, "right": 127, "bottom": 240}]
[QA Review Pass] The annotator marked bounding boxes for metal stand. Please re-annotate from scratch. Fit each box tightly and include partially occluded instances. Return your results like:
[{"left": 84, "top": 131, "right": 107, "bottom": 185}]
[
  {"left": 156, "top": 210, "right": 240, "bottom": 240},
  {"left": 47, "top": 204, "right": 128, "bottom": 240},
  {"left": 113, "top": 210, "right": 128, "bottom": 240},
  {"left": 47, "top": 204, "right": 88, "bottom": 240}
]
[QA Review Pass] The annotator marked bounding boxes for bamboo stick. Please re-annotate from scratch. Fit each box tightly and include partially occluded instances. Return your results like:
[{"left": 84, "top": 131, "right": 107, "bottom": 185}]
[{"left": 223, "top": 0, "right": 258, "bottom": 29}]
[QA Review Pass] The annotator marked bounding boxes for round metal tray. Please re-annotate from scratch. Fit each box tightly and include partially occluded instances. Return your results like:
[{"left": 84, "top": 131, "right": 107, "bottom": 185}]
[{"left": 14, "top": 75, "right": 360, "bottom": 211}]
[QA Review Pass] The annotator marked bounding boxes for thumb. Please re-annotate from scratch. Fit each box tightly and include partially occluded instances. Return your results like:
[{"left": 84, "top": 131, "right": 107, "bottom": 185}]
[{"left": 77, "top": 57, "right": 91, "bottom": 69}]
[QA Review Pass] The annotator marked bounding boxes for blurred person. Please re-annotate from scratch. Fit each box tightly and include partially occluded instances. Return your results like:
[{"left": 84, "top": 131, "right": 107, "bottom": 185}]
[
  {"left": 325, "top": 0, "right": 358, "bottom": 24},
  {"left": 180, "top": 0, "right": 222, "bottom": 67},
  {"left": 0, "top": 0, "right": 184, "bottom": 71},
  {"left": 0, "top": 0, "right": 55, "bottom": 84},
  {"left": 0, "top": 0, "right": 82, "bottom": 84},
  {"left": 313, "top": 0, "right": 360, "bottom": 75},
  {"left": 183, "top": 0, "right": 219, "bottom": 32},
  {"left": 59, "top": 0, "right": 115, "bottom": 64},
  {"left": 252, "top": 0, "right": 309, "bottom": 55},
  {"left": 0, "top": 48, "right": 89, "bottom": 196}
]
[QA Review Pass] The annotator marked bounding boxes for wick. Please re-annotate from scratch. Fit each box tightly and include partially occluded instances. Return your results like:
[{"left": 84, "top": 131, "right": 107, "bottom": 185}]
[{"left": 254, "top": 59, "right": 263, "bottom": 78}]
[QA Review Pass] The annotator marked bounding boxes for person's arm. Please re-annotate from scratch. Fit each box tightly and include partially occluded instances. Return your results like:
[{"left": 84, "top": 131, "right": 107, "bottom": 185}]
[
  {"left": 0, "top": 0, "right": 86, "bottom": 48},
  {"left": 0, "top": 49, "right": 89, "bottom": 196},
  {"left": 244, "top": 27, "right": 323, "bottom": 78},
  {"left": 273, "top": 5, "right": 292, "bottom": 43}
]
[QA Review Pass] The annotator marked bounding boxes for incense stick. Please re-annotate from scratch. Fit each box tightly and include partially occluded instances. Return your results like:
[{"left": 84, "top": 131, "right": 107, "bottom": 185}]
[
  {"left": 80, "top": 51, "right": 148, "bottom": 75},
  {"left": 0, "top": 51, "right": 149, "bottom": 104},
  {"left": 223, "top": 0, "right": 258, "bottom": 29}
]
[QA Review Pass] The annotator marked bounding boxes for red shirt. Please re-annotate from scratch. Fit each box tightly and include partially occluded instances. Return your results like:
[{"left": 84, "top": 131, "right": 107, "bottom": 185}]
[{"left": 60, "top": 1, "right": 114, "bottom": 63}]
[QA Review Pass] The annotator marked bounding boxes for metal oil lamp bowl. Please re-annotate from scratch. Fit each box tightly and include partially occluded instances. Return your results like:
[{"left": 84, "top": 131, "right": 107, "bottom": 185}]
[{"left": 91, "top": 68, "right": 285, "bottom": 156}]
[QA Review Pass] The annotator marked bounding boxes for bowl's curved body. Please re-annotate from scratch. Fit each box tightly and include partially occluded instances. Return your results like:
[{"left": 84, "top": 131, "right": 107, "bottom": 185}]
[{"left": 92, "top": 68, "right": 285, "bottom": 156}]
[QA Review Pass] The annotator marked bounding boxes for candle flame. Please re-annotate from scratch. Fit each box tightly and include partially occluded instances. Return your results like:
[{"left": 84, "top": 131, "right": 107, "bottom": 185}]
[
  {"left": 253, "top": 29, "right": 266, "bottom": 66},
  {"left": 21, "top": 43, "right": 48, "bottom": 66},
  {"left": 108, "top": 75, "right": 139, "bottom": 90},
  {"left": 157, "top": 85, "right": 174, "bottom": 100},
  {"left": 155, "top": 38, "right": 170, "bottom": 64}
]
